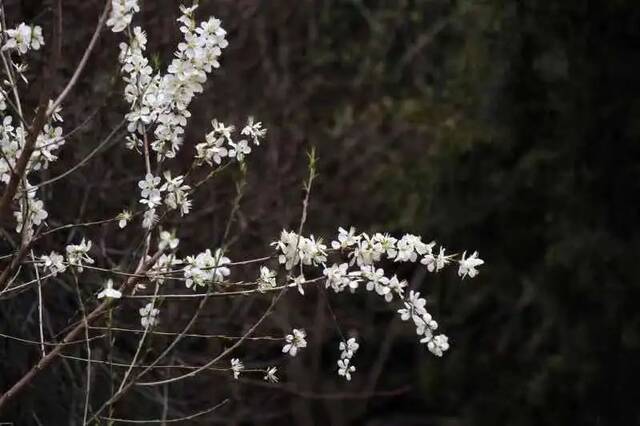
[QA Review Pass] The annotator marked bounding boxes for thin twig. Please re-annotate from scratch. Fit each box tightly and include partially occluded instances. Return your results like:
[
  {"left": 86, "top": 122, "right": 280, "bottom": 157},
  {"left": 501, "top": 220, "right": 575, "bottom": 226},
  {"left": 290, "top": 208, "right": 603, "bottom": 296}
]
[
  {"left": 48, "top": 0, "right": 111, "bottom": 114},
  {"left": 73, "top": 274, "right": 93, "bottom": 425},
  {"left": 30, "top": 250, "right": 46, "bottom": 357},
  {"left": 98, "top": 398, "right": 229, "bottom": 424}
]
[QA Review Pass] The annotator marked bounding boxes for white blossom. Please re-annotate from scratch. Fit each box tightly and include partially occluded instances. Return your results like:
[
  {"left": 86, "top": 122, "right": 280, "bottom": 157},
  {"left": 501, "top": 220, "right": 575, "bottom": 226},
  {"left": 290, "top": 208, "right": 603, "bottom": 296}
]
[
  {"left": 264, "top": 366, "right": 278, "bottom": 383},
  {"left": 337, "top": 358, "right": 355, "bottom": 381},
  {"left": 65, "top": 239, "right": 94, "bottom": 272},
  {"left": 424, "top": 334, "right": 449, "bottom": 357},
  {"left": 458, "top": 251, "right": 484, "bottom": 278},
  {"left": 196, "top": 123, "right": 229, "bottom": 165},
  {"left": 230, "top": 358, "right": 244, "bottom": 380},
  {"left": 148, "top": 253, "right": 182, "bottom": 285},
  {"left": 184, "top": 249, "right": 231, "bottom": 289},
  {"left": 33, "top": 124, "right": 65, "bottom": 169},
  {"left": 386, "top": 275, "right": 407, "bottom": 301},
  {"left": 138, "top": 173, "right": 162, "bottom": 208},
  {"left": 331, "top": 227, "right": 360, "bottom": 250},
  {"left": 228, "top": 139, "right": 251, "bottom": 162},
  {"left": 117, "top": 210, "right": 132, "bottom": 229},
  {"left": 339, "top": 337, "right": 359, "bottom": 359},
  {"left": 3, "top": 23, "right": 44, "bottom": 54},
  {"left": 211, "top": 119, "right": 234, "bottom": 142},
  {"left": 272, "top": 230, "right": 327, "bottom": 270},
  {"left": 372, "top": 232, "right": 398, "bottom": 258},
  {"left": 362, "top": 266, "right": 389, "bottom": 297},
  {"left": 397, "top": 290, "right": 429, "bottom": 323},
  {"left": 363, "top": 270, "right": 405, "bottom": 303},
  {"left": 139, "top": 302, "right": 160, "bottom": 328},
  {"left": 282, "top": 328, "right": 307, "bottom": 357},
  {"left": 47, "top": 100, "right": 63, "bottom": 122},
  {"left": 14, "top": 196, "right": 48, "bottom": 237},
  {"left": 240, "top": 116, "right": 267, "bottom": 145},
  {"left": 107, "top": 0, "right": 140, "bottom": 33},
  {"left": 40, "top": 252, "right": 66, "bottom": 276},
  {"left": 257, "top": 266, "right": 277, "bottom": 292},
  {"left": 142, "top": 208, "right": 158, "bottom": 229},
  {"left": 97, "top": 279, "right": 122, "bottom": 300},
  {"left": 421, "top": 246, "right": 450, "bottom": 272},
  {"left": 160, "top": 172, "right": 191, "bottom": 215},
  {"left": 288, "top": 274, "right": 307, "bottom": 295},
  {"left": 395, "top": 234, "right": 434, "bottom": 263},
  {"left": 324, "top": 263, "right": 360, "bottom": 293},
  {"left": 125, "top": 134, "right": 142, "bottom": 152},
  {"left": 158, "top": 230, "right": 179, "bottom": 250},
  {"left": 350, "top": 233, "right": 384, "bottom": 266}
]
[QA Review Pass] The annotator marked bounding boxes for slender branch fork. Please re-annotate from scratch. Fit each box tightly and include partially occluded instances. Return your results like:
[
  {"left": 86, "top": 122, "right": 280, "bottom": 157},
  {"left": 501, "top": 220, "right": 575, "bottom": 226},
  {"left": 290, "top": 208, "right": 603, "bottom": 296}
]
[
  {"left": 0, "top": 129, "right": 323, "bottom": 415},
  {"left": 0, "top": 250, "right": 163, "bottom": 411}
]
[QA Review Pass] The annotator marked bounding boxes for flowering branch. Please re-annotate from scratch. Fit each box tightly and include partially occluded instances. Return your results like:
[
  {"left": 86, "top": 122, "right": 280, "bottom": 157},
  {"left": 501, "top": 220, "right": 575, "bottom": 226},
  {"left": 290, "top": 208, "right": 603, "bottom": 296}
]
[{"left": 0, "top": 1, "right": 485, "bottom": 419}]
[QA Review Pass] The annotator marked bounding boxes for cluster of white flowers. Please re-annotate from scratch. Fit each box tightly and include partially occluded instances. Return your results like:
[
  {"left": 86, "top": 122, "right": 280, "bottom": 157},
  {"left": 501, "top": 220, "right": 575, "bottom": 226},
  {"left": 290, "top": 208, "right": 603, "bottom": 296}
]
[
  {"left": 282, "top": 328, "right": 307, "bottom": 357},
  {"left": 0, "top": 3, "right": 489, "bottom": 404},
  {"left": 0, "top": 117, "right": 18, "bottom": 182},
  {"left": 331, "top": 227, "right": 479, "bottom": 278},
  {"left": 107, "top": 0, "right": 140, "bottom": 32},
  {"left": 323, "top": 263, "right": 360, "bottom": 293},
  {"left": 195, "top": 119, "right": 231, "bottom": 165},
  {"left": 230, "top": 358, "right": 244, "bottom": 380},
  {"left": 363, "top": 269, "right": 407, "bottom": 303},
  {"left": 284, "top": 227, "right": 482, "bottom": 358},
  {"left": 397, "top": 290, "right": 448, "bottom": 356},
  {"left": 160, "top": 172, "right": 191, "bottom": 216},
  {"left": 33, "top": 123, "right": 65, "bottom": 170},
  {"left": 1, "top": 97, "right": 64, "bottom": 239},
  {"left": 337, "top": 337, "right": 359, "bottom": 381},
  {"left": 2, "top": 23, "right": 44, "bottom": 54},
  {"left": 139, "top": 302, "right": 160, "bottom": 328},
  {"left": 137, "top": 171, "right": 192, "bottom": 228},
  {"left": 332, "top": 228, "right": 432, "bottom": 267},
  {"left": 117, "top": 4, "right": 228, "bottom": 161},
  {"left": 272, "top": 230, "right": 327, "bottom": 271},
  {"left": 183, "top": 249, "right": 230, "bottom": 289},
  {"left": 40, "top": 252, "right": 66, "bottom": 276},
  {"left": 195, "top": 117, "right": 266, "bottom": 166},
  {"left": 14, "top": 191, "right": 48, "bottom": 237},
  {"left": 148, "top": 253, "right": 181, "bottom": 285},
  {"left": 394, "top": 234, "right": 434, "bottom": 262},
  {"left": 65, "top": 239, "right": 94, "bottom": 273},
  {"left": 117, "top": 7, "right": 236, "bottom": 228},
  {"left": 230, "top": 361, "right": 277, "bottom": 382}
]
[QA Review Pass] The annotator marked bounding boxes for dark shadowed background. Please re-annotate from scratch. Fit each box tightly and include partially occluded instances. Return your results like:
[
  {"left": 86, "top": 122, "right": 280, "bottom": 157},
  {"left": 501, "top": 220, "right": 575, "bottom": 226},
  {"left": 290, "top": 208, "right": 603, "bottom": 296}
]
[{"left": 1, "top": 0, "right": 640, "bottom": 424}]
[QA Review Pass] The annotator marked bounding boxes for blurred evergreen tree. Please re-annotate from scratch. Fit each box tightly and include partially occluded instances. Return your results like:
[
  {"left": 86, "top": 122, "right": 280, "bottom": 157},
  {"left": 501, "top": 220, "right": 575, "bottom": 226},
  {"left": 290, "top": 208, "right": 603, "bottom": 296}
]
[{"left": 376, "top": 1, "right": 640, "bottom": 424}]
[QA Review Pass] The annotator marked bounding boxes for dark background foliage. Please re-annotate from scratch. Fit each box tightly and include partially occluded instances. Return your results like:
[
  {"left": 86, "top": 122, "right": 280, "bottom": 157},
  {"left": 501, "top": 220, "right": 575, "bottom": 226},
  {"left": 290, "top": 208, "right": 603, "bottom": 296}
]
[{"left": 1, "top": 0, "right": 640, "bottom": 424}]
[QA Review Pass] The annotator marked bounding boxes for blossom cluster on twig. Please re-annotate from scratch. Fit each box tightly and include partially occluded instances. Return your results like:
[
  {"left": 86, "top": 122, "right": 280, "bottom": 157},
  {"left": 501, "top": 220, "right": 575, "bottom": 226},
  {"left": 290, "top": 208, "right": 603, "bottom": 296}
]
[{"left": 0, "top": 1, "right": 485, "bottom": 416}]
